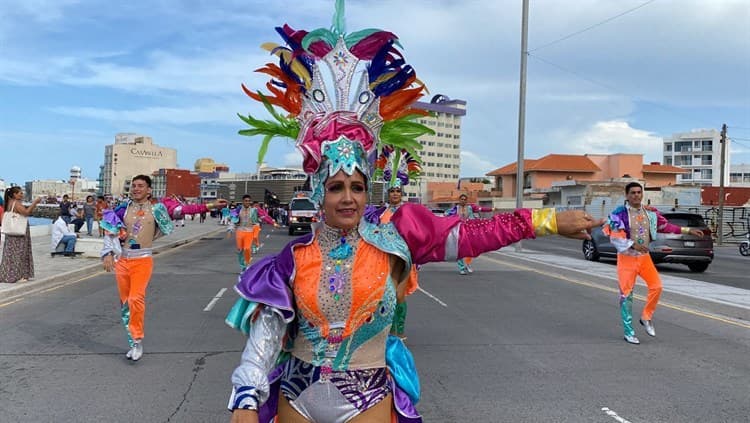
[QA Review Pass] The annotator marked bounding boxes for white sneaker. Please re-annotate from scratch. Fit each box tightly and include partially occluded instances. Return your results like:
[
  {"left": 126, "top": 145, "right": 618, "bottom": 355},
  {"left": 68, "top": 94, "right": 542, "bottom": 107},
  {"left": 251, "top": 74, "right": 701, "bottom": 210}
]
[
  {"left": 467, "top": 265, "right": 474, "bottom": 274},
  {"left": 459, "top": 270, "right": 467, "bottom": 275},
  {"left": 131, "top": 342, "right": 143, "bottom": 361},
  {"left": 126, "top": 347, "right": 133, "bottom": 360},
  {"left": 624, "top": 335, "right": 640, "bottom": 345}
]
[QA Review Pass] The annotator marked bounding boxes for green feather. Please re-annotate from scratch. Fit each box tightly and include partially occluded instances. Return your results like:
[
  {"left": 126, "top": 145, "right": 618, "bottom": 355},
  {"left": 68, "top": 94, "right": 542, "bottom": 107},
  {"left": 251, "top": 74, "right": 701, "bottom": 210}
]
[
  {"left": 332, "top": 0, "right": 346, "bottom": 36},
  {"left": 302, "top": 28, "right": 336, "bottom": 51}
]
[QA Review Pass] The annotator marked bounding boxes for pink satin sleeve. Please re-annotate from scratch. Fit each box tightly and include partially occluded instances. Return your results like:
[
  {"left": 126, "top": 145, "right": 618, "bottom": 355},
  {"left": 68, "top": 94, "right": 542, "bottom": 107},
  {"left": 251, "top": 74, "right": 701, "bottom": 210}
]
[
  {"left": 391, "top": 204, "right": 536, "bottom": 265},
  {"left": 656, "top": 212, "right": 681, "bottom": 234},
  {"left": 456, "top": 209, "right": 535, "bottom": 259},
  {"left": 161, "top": 198, "right": 208, "bottom": 218},
  {"left": 257, "top": 208, "right": 275, "bottom": 225}
]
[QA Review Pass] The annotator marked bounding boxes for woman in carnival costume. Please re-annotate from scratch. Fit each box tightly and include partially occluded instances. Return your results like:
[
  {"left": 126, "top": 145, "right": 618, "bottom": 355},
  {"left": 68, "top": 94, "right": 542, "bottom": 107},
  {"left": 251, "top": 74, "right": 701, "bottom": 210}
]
[
  {"left": 226, "top": 2, "right": 601, "bottom": 421},
  {"left": 445, "top": 193, "right": 494, "bottom": 275},
  {"left": 373, "top": 147, "right": 421, "bottom": 341}
]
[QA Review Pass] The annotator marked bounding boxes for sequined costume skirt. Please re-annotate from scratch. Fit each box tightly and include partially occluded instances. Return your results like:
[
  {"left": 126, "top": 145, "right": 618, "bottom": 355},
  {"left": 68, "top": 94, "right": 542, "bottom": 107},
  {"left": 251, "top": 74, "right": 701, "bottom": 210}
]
[{"left": 280, "top": 355, "right": 391, "bottom": 423}]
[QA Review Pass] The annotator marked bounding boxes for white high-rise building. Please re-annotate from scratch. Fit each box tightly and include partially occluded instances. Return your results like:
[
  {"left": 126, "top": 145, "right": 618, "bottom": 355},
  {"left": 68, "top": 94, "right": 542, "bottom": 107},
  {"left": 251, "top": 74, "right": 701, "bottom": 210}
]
[
  {"left": 663, "top": 129, "right": 729, "bottom": 186},
  {"left": 406, "top": 95, "right": 466, "bottom": 203}
]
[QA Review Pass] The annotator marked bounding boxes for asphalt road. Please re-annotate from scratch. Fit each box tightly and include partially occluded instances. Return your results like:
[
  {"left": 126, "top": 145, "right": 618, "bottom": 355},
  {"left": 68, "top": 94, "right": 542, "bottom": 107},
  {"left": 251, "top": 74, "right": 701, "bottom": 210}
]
[{"left": 0, "top": 229, "right": 748, "bottom": 422}]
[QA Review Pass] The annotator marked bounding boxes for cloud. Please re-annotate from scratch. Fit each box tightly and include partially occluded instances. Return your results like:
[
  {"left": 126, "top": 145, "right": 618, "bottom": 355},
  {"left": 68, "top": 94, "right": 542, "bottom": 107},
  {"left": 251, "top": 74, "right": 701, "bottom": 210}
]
[
  {"left": 283, "top": 151, "right": 302, "bottom": 168},
  {"left": 460, "top": 150, "right": 499, "bottom": 176},
  {"left": 564, "top": 120, "right": 663, "bottom": 160}
]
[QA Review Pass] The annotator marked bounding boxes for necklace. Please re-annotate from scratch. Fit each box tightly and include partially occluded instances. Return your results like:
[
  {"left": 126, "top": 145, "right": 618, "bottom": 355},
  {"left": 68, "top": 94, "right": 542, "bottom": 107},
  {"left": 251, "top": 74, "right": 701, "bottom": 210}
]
[{"left": 325, "top": 227, "right": 355, "bottom": 301}]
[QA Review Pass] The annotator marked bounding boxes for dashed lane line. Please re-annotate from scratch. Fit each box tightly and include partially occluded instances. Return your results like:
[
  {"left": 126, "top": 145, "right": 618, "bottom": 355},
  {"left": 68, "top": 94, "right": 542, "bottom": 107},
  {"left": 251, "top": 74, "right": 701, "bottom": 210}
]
[{"left": 203, "top": 288, "right": 228, "bottom": 312}]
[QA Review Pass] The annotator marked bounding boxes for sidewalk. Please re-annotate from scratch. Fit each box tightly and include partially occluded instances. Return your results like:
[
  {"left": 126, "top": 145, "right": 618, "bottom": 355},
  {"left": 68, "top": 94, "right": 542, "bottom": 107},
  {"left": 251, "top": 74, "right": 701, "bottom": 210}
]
[
  {"left": 0, "top": 218, "right": 226, "bottom": 303},
  {"left": 494, "top": 248, "right": 750, "bottom": 323}
]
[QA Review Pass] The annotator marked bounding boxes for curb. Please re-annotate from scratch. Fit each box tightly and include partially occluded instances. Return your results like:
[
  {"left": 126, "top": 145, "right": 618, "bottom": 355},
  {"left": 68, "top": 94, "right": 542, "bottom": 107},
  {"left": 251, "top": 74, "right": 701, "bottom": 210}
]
[{"left": 0, "top": 228, "right": 224, "bottom": 304}]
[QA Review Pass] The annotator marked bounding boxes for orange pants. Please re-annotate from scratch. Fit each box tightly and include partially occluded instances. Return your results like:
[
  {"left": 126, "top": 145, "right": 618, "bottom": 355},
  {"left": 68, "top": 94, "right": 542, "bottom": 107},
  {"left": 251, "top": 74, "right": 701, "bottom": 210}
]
[
  {"left": 617, "top": 254, "right": 663, "bottom": 334},
  {"left": 253, "top": 225, "right": 261, "bottom": 247},
  {"left": 236, "top": 229, "right": 256, "bottom": 266},
  {"left": 115, "top": 256, "right": 154, "bottom": 342}
]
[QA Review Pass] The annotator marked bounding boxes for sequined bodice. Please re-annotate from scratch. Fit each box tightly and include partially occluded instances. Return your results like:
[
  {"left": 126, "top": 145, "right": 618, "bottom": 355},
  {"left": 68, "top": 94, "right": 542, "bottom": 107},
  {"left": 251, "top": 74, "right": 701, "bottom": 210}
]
[
  {"left": 123, "top": 202, "right": 156, "bottom": 249},
  {"left": 316, "top": 224, "right": 361, "bottom": 323},
  {"left": 628, "top": 206, "right": 651, "bottom": 247},
  {"left": 237, "top": 206, "right": 257, "bottom": 229}
]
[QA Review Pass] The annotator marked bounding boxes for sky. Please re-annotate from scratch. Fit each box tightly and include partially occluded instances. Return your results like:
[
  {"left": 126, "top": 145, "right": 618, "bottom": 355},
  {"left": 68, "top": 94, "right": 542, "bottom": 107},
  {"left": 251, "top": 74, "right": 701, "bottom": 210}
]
[{"left": 1, "top": 0, "right": 749, "bottom": 186}]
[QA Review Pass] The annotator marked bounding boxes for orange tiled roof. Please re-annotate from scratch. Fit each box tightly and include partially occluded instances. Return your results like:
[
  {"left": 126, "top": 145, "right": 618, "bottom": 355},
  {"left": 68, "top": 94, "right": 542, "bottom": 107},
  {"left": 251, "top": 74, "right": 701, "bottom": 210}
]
[
  {"left": 486, "top": 154, "right": 600, "bottom": 176},
  {"left": 642, "top": 164, "right": 688, "bottom": 174}
]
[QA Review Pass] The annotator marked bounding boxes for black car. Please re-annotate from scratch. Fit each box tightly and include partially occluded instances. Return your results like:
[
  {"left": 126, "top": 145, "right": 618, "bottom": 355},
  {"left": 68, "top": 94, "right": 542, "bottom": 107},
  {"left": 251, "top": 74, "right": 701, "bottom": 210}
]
[{"left": 582, "top": 212, "right": 714, "bottom": 272}]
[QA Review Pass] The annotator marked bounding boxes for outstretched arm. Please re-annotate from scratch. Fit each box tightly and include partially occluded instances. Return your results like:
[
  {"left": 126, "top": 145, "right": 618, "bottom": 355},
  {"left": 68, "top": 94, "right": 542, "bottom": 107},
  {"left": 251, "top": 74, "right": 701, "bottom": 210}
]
[{"left": 393, "top": 204, "right": 601, "bottom": 265}]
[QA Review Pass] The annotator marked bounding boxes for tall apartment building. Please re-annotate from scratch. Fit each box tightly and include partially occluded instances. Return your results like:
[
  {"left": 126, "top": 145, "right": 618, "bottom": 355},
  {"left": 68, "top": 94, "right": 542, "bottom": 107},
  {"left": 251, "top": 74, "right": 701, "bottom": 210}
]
[
  {"left": 663, "top": 129, "right": 729, "bottom": 186},
  {"left": 101, "top": 133, "right": 177, "bottom": 196},
  {"left": 407, "top": 95, "right": 466, "bottom": 203},
  {"left": 730, "top": 163, "right": 750, "bottom": 187}
]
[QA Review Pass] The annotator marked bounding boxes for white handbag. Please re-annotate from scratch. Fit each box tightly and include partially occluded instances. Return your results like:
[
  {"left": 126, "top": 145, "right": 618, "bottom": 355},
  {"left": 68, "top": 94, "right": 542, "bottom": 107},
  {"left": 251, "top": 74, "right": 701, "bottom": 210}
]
[{"left": 1, "top": 203, "right": 28, "bottom": 236}]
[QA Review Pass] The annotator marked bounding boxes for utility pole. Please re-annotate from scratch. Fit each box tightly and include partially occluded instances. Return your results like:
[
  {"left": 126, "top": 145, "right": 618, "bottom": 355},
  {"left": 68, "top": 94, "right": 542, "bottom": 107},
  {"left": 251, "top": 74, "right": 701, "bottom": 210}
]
[
  {"left": 717, "top": 123, "right": 727, "bottom": 245},
  {"left": 514, "top": 0, "right": 529, "bottom": 252}
]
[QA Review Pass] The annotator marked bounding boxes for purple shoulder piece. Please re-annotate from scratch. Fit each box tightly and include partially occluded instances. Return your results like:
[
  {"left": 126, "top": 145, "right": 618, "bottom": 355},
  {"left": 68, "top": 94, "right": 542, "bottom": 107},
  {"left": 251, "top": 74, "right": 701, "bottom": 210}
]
[
  {"left": 364, "top": 205, "right": 385, "bottom": 224},
  {"left": 234, "top": 233, "right": 314, "bottom": 321}
]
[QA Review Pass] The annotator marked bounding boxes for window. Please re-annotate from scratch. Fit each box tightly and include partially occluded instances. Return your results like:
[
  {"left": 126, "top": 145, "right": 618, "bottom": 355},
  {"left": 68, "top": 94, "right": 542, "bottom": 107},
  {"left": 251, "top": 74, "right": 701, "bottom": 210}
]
[{"left": 665, "top": 143, "right": 673, "bottom": 152}]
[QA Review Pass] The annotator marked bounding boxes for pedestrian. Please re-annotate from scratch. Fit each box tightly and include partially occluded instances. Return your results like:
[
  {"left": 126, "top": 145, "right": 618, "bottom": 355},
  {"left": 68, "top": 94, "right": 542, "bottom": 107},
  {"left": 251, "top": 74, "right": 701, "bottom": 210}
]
[
  {"left": 221, "top": 205, "right": 231, "bottom": 225},
  {"left": 51, "top": 214, "right": 78, "bottom": 257},
  {"left": 69, "top": 202, "right": 86, "bottom": 233},
  {"left": 0, "top": 187, "right": 41, "bottom": 283},
  {"left": 225, "top": 9, "right": 601, "bottom": 420},
  {"left": 100, "top": 175, "right": 226, "bottom": 361},
  {"left": 83, "top": 195, "right": 96, "bottom": 236},
  {"left": 59, "top": 194, "right": 72, "bottom": 224},
  {"left": 604, "top": 182, "right": 704, "bottom": 345},
  {"left": 199, "top": 210, "right": 206, "bottom": 224},
  {"left": 95, "top": 196, "right": 107, "bottom": 237},
  {"left": 445, "top": 194, "right": 495, "bottom": 275}
]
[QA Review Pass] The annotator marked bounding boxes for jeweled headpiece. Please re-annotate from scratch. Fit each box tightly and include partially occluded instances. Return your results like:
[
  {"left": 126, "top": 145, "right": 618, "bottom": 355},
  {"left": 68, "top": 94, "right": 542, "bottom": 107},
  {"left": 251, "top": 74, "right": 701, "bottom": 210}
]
[
  {"left": 238, "top": 0, "right": 433, "bottom": 203},
  {"left": 374, "top": 146, "right": 422, "bottom": 190}
]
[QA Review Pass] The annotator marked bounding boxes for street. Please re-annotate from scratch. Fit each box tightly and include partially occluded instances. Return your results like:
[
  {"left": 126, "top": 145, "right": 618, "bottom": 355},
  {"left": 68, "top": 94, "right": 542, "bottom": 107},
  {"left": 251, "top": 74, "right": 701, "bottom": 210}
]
[{"left": 1, "top": 228, "right": 748, "bottom": 422}]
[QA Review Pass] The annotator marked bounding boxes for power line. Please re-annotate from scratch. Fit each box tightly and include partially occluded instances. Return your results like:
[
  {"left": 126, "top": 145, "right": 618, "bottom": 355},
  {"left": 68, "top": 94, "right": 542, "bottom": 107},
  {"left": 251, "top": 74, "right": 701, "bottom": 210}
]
[{"left": 529, "top": 0, "right": 658, "bottom": 53}]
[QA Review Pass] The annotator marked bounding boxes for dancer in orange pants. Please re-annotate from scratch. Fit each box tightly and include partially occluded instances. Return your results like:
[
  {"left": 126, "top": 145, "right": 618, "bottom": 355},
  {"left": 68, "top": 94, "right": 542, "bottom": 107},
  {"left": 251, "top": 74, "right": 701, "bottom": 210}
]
[
  {"left": 604, "top": 182, "right": 703, "bottom": 345},
  {"left": 101, "top": 175, "right": 226, "bottom": 361},
  {"left": 230, "top": 195, "right": 276, "bottom": 272},
  {"left": 115, "top": 257, "right": 153, "bottom": 342}
]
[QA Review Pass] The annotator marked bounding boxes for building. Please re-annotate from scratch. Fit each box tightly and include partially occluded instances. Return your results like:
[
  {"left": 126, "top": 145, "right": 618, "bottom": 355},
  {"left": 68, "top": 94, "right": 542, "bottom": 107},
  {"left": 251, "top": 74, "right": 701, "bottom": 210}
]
[
  {"left": 730, "top": 163, "right": 750, "bottom": 187},
  {"left": 406, "top": 95, "right": 466, "bottom": 203},
  {"left": 24, "top": 166, "right": 99, "bottom": 201},
  {"left": 486, "top": 153, "right": 687, "bottom": 206},
  {"left": 151, "top": 168, "right": 201, "bottom": 200},
  {"left": 101, "top": 133, "right": 177, "bottom": 196},
  {"left": 194, "top": 157, "right": 230, "bottom": 173},
  {"left": 662, "top": 129, "right": 729, "bottom": 186}
]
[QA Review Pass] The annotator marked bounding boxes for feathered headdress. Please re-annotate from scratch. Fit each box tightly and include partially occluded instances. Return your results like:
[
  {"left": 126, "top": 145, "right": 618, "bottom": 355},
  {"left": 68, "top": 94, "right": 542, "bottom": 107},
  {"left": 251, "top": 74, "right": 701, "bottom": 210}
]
[
  {"left": 373, "top": 146, "right": 422, "bottom": 190},
  {"left": 238, "top": 0, "right": 434, "bottom": 203}
]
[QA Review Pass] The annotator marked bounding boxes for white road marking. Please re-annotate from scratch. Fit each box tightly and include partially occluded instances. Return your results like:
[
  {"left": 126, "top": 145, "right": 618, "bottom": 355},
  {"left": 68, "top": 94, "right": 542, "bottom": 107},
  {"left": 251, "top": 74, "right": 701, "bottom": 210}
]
[
  {"left": 601, "top": 407, "right": 632, "bottom": 423},
  {"left": 203, "top": 288, "right": 228, "bottom": 312},
  {"left": 417, "top": 287, "right": 448, "bottom": 307}
]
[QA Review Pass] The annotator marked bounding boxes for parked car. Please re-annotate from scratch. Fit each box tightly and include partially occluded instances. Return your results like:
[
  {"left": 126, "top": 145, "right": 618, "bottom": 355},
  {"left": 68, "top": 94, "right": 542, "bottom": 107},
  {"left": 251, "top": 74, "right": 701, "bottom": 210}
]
[
  {"left": 431, "top": 208, "right": 445, "bottom": 217},
  {"left": 582, "top": 211, "right": 714, "bottom": 272}
]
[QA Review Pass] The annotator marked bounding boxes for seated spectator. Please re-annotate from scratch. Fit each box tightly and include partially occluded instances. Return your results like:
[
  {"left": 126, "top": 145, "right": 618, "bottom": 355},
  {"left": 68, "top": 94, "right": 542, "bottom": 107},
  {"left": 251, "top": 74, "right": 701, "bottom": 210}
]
[
  {"left": 70, "top": 203, "right": 85, "bottom": 233},
  {"left": 51, "top": 215, "right": 77, "bottom": 257}
]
